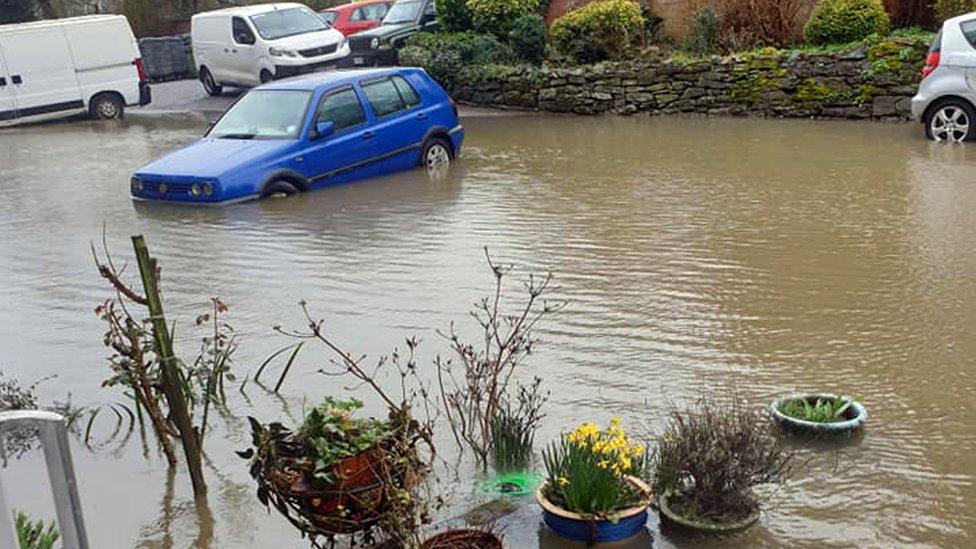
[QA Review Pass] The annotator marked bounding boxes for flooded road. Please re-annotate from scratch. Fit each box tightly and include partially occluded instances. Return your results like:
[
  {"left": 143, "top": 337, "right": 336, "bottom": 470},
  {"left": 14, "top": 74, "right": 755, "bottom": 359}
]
[{"left": 0, "top": 113, "right": 974, "bottom": 548}]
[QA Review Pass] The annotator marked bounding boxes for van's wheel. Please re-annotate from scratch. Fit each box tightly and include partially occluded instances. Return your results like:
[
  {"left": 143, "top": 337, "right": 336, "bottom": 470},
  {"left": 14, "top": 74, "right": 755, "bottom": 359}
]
[
  {"left": 262, "top": 179, "right": 299, "bottom": 199},
  {"left": 925, "top": 98, "right": 976, "bottom": 142},
  {"left": 90, "top": 93, "right": 124, "bottom": 120},
  {"left": 201, "top": 68, "right": 222, "bottom": 96},
  {"left": 260, "top": 69, "right": 274, "bottom": 84}
]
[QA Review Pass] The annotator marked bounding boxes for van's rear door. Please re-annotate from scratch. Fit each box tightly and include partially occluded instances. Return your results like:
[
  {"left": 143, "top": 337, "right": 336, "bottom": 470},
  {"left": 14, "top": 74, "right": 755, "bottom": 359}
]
[
  {"left": 0, "top": 27, "right": 82, "bottom": 118},
  {"left": 0, "top": 43, "right": 17, "bottom": 124}
]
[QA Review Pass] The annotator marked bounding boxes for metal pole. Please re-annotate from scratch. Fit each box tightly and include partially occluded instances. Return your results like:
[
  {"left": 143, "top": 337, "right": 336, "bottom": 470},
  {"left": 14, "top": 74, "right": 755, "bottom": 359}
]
[{"left": 0, "top": 410, "right": 90, "bottom": 549}]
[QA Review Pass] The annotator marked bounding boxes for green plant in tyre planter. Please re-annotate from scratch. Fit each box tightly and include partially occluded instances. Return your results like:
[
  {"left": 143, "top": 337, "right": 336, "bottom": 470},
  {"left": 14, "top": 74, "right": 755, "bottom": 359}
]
[
  {"left": 652, "top": 396, "right": 795, "bottom": 532},
  {"left": 776, "top": 395, "right": 857, "bottom": 423},
  {"left": 550, "top": 0, "right": 644, "bottom": 63},
  {"left": 803, "top": 0, "right": 890, "bottom": 45}
]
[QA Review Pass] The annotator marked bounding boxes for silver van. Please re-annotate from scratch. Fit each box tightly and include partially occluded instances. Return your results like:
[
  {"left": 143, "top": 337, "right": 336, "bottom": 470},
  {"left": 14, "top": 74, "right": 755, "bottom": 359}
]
[{"left": 912, "top": 13, "right": 976, "bottom": 141}]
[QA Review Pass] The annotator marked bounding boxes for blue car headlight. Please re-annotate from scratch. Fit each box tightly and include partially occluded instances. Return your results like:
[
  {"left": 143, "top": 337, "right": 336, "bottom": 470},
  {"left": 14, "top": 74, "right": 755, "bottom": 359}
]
[{"left": 202, "top": 182, "right": 214, "bottom": 196}]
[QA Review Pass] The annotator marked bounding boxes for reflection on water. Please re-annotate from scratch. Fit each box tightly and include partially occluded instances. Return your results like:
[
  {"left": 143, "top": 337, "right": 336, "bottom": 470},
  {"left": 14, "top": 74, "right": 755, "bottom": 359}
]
[{"left": 0, "top": 114, "right": 974, "bottom": 548}]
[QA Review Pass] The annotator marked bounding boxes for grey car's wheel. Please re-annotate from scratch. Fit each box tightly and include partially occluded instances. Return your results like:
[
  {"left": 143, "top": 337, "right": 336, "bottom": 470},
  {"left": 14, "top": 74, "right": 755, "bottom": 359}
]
[
  {"left": 201, "top": 68, "right": 223, "bottom": 96},
  {"left": 926, "top": 100, "right": 976, "bottom": 143},
  {"left": 90, "top": 93, "right": 123, "bottom": 120},
  {"left": 262, "top": 179, "right": 299, "bottom": 199}
]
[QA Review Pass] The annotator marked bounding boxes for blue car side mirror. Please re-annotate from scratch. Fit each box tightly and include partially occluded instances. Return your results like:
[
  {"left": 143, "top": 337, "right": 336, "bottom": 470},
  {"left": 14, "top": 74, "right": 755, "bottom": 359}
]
[{"left": 313, "top": 121, "right": 335, "bottom": 140}]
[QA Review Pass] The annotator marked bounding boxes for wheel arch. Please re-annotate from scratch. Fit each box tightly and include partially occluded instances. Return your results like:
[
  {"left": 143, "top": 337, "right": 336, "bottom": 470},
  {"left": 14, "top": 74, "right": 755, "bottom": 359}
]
[
  {"left": 422, "top": 125, "right": 454, "bottom": 156},
  {"left": 259, "top": 169, "right": 310, "bottom": 195},
  {"left": 922, "top": 95, "right": 976, "bottom": 125}
]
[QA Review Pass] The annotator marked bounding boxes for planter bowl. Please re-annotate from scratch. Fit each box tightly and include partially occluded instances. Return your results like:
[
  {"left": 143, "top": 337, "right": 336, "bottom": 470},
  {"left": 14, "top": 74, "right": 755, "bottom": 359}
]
[
  {"left": 536, "top": 476, "right": 652, "bottom": 544},
  {"left": 770, "top": 394, "right": 867, "bottom": 434},
  {"left": 422, "top": 529, "right": 503, "bottom": 549},
  {"left": 658, "top": 492, "right": 760, "bottom": 534}
]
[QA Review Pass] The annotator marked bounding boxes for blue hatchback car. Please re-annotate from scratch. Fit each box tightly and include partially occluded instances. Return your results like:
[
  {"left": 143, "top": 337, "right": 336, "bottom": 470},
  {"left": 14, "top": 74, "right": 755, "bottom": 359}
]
[{"left": 130, "top": 67, "right": 463, "bottom": 204}]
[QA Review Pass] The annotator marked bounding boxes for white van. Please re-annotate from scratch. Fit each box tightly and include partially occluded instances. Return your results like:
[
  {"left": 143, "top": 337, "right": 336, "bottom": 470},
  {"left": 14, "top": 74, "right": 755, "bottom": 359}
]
[
  {"left": 0, "top": 14, "right": 149, "bottom": 127},
  {"left": 192, "top": 3, "right": 349, "bottom": 94}
]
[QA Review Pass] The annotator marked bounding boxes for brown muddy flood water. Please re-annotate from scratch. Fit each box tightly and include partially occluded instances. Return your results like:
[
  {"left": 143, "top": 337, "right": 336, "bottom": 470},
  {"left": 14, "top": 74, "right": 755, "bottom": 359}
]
[{"left": 0, "top": 113, "right": 974, "bottom": 548}]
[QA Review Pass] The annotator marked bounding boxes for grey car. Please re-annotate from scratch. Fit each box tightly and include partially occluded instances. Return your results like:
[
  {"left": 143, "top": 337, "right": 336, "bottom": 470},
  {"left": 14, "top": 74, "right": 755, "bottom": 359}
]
[{"left": 911, "top": 13, "right": 976, "bottom": 142}]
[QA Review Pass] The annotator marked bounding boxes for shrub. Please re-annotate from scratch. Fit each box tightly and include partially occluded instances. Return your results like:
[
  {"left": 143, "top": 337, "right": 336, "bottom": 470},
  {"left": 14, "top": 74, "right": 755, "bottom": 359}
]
[
  {"left": 469, "top": 0, "right": 541, "bottom": 38},
  {"left": 0, "top": 0, "right": 34, "bottom": 25},
  {"left": 401, "top": 32, "right": 513, "bottom": 91},
  {"left": 718, "top": 0, "right": 811, "bottom": 48},
  {"left": 804, "top": 0, "right": 891, "bottom": 45},
  {"left": 933, "top": 0, "right": 976, "bottom": 22},
  {"left": 550, "top": 0, "right": 644, "bottom": 63},
  {"left": 508, "top": 14, "right": 547, "bottom": 64},
  {"left": 684, "top": 6, "right": 723, "bottom": 54},
  {"left": 885, "top": 0, "right": 933, "bottom": 27},
  {"left": 653, "top": 396, "right": 795, "bottom": 523},
  {"left": 439, "top": 0, "right": 475, "bottom": 32}
]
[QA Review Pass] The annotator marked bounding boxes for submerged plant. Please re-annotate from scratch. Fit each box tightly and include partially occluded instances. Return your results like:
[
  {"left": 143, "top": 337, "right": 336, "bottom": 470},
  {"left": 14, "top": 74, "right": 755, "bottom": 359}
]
[
  {"left": 542, "top": 418, "right": 647, "bottom": 516},
  {"left": 653, "top": 396, "right": 795, "bottom": 523},
  {"left": 14, "top": 510, "right": 59, "bottom": 549},
  {"left": 489, "top": 377, "right": 547, "bottom": 471},
  {"left": 297, "top": 397, "right": 392, "bottom": 485},
  {"left": 777, "top": 395, "right": 856, "bottom": 423}
]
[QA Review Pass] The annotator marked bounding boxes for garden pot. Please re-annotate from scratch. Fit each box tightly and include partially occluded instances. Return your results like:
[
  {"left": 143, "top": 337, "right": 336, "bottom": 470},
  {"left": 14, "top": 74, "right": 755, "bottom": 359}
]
[
  {"left": 422, "top": 529, "right": 504, "bottom": 549},
  {"left": 535, "top": 476, "right": 652, "bottom": 544},
  {"left": 770, "top": 394, "right": 867, "bottom": 434},
  {"left": 657, "top": 491, "right": 760, "bottom": 534}
]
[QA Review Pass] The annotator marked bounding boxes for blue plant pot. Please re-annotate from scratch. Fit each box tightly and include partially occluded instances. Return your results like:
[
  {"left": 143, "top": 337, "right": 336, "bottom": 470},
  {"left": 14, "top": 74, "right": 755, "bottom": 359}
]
[{"left": 536, "top": 476, "right": 652, "bottom": 544}]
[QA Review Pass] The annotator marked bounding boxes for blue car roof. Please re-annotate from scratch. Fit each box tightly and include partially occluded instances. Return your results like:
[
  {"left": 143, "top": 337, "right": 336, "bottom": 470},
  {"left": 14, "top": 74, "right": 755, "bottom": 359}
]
[{"left": 257, "top": 68, "right": 418, "bottom": 91}]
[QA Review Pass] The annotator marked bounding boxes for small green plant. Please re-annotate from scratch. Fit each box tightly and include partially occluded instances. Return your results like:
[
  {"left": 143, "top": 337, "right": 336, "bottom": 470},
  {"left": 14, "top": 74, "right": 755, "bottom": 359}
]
[
  {"left": 684, "top": 6, "right": 723, "bottom": 54},
  {"left": 14, "top": 511, "right": 59, "bottom": 549},
  {"left": 490, "top": 378, "right": 548, "bottom": 470},
  {"left": 297, "top": 396, "right": 392, "bottom": 484},
  {"left": 803, "top": 0, "right": 890, "bottom": 46},
  {"left": 401, "top": 32, "right": 513, "bottom": 91},
  {"left": 933, "top": 0, "right": 976, "bottom": 23},
  {"left": 549, "top": 0, "right": 645, "bottom": 63},
  {"left": 777, "top": 395, "right": 856, "bottom": 423},
  {"left": 653, "top": 396, "right": 794, "bottom": 524},
  {"left": 542, "top": 418, "right": 647, "bottom": 515},
  {"left": 468, "top": 0, "right": 541, "bottom": 38},
  {"left": 507, "top": 14, "right": 547, "bottom": 65}
]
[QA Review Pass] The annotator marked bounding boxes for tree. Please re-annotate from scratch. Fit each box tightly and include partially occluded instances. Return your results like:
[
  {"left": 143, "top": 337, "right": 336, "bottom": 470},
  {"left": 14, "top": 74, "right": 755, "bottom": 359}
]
[{"left": 0, "top": 0, "right": 36, "bottom": 24}]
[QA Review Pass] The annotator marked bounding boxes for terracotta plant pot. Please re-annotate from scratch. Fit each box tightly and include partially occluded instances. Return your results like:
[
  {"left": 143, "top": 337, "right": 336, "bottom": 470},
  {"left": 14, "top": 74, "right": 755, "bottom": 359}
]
[
  {"left": 535, "top": 476, "right": 652, "bottom": 544},
  {"left": 657, "top": 491, "right": 760, "bottom": 534},
  {"left": 770, "top": 394, "right": 867, "bottom": 434},
  {"left": 422, "top": 529, "right": 504, "bottom": 549}
]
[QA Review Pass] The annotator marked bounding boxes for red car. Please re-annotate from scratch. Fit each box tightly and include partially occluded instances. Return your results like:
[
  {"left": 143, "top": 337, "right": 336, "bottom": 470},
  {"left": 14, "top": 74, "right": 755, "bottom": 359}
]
[{"left": 321, "top": 0, "right": 393, "bottom": 36}]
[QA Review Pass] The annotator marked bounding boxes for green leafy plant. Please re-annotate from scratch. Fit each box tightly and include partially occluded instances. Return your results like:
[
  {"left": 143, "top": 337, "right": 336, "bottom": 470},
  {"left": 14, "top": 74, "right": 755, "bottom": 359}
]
[
  {"left": 401, "top": 32, "right": 513, "bottom": 91},
  {"left": 550, "top": 0, "right": 645, "bottom": 63},
  {"left": 297, "top": 396, "right": 392, "bottom": 484},
  {"left": 653, "top": 396, "right": 795, "bottom": 524},
  {"left": 469, "top": 0, "right": 541, "bottom": 38},
  {"left": 777, "top": 395, "right": 857, "bottom": 423},
  {"left": 438, "top": 0, "right": 475, "bottom": 31},
  {"left": 684, "top": 5, "right": 723, "bottom": 54},
  {"left": 542, "top": 418, "right": 647, "bottom": 515},
  {"left": 803, "top": 0, "right": 890, "bottom": 45},
  {"left": 933, "top": 0, "right": 976, "bottom": 22},
  {"left": 14, "top": 511, "right": 58, "bottom": 549},
  {"left": 507, "top": 14, "right": 547, "bottom": 65},
  {"left": 490, "top": 378, "right": 548, "bottom": 470}
]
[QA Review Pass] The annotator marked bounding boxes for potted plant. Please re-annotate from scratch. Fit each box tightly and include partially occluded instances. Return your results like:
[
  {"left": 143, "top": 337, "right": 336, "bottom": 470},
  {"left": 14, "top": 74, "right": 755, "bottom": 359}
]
[
  {"left": 771, "top": 393, "right": 867, "bottom": 434},
  {"left": 240, "top": 397, "right": 397, "bottom": 537},
  {"left": 652, "top": 396, "right": 795, "bottom": 534},
  {"left": 421, "top": 529, "right": 504, "bottom": 548},
  {"left": 537, "top": 418, "right": 652, "bottom": 544}
]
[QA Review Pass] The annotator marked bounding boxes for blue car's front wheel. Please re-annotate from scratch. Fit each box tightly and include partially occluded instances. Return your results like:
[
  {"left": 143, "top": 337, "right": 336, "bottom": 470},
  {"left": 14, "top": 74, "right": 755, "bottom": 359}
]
[{"left": 262, "top": 179, "right": 300, "bottom": 199}]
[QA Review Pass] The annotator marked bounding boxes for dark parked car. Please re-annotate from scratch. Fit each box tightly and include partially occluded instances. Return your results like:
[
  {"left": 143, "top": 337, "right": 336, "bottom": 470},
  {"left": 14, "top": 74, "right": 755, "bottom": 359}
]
[{"left": 345, "top": 0, "right": 438, "bottom": 66}]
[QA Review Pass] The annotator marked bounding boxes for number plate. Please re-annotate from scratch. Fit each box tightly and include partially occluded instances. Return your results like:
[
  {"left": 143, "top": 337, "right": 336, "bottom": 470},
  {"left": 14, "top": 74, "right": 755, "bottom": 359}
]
[{"left": 353, "top": 57, "right": 364, "bottom": 65}]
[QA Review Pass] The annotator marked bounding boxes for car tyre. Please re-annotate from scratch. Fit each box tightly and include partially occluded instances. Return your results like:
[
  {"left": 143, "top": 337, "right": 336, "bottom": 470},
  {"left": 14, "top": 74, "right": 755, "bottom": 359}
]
[
  {"left": 260, "top": 69, "right": 274, "bottom": 84},
  {"left": 925, "top": 98, "right": 976, "bottom": 143},
  {"left": 201, "top": 68, "right": 223, "bottom": 96},
  {"left": 89, "top": 93, "right": 124, "bottom": 120},
  {"left": 421, "top": 137, "right": 452, "bottom": 181},
  {"left": 263, "top": 179, "right": 300, "bottom": 198}
]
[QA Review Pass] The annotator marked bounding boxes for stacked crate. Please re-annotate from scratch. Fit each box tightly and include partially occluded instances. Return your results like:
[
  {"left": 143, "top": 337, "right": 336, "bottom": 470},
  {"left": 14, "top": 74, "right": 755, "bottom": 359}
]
[{"left": 138, "top": 35, "right": 196, "bottom": 82}]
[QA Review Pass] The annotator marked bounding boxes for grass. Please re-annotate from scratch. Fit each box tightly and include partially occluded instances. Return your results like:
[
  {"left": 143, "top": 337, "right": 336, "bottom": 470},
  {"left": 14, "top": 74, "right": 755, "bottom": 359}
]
[
  {"left": 777, "top": 395, "right": 856, "bottom": 423},
  {"left": 15, "top": 511, "right": 58, "bottom": 549}
]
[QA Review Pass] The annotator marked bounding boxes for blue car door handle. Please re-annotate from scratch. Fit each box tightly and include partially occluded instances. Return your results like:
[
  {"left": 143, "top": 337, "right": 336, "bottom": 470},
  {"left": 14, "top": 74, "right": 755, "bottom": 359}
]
[
  {"left": 416, "top": 112, "right": 428, "bottom": 120},
  {"left": 362, "top": 131, "right": 375, "bottom": 139}
]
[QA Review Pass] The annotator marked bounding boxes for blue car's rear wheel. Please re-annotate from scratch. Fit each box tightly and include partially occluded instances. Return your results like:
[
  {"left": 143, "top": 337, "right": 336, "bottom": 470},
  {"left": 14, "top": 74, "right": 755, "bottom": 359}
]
[
  {"left": 422, "top": 137, "right": 452, "bottom": 181},
  {"left": 262, "top": 180, "right": 299, "bottom": 199}
]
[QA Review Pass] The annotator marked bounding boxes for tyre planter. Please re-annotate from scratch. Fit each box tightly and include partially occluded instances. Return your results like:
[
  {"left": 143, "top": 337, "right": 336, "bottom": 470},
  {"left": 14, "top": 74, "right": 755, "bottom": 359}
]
[
  {"left": 658, "top": 492, "right": 760, "bottom": 534},
  {"left": 422, "top": 529, "right": 504, "bottom": 548},
  {"left": 770, "top": 394, "right": 867, "bottom": 435},
  {"left": 535, "top": 476, "right": 652, "bottom": 544}
]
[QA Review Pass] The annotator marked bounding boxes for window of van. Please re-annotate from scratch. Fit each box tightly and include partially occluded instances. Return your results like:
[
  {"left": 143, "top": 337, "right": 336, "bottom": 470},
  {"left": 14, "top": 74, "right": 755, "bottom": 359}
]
[
  {"left": 250, "top": 7, "right": 328, "bottom": 40},
  {"left": 232, "top": 17, "right": 256, "bottom": 45}
]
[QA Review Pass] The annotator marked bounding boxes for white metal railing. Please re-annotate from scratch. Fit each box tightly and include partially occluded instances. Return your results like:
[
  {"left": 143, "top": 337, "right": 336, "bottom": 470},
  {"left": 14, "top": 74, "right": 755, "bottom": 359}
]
[{"left": 0, "top": 410, "right": 89, "bottom": 549}]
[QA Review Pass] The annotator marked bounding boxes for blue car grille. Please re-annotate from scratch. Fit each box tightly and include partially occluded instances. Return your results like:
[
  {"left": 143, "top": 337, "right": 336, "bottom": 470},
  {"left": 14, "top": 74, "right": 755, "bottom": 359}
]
[
  {"left": 300, "top": 44, "right": 337, "bottom": 58},
  {"left": 145, "top": 181, "right": 191, "bottom": 195}
]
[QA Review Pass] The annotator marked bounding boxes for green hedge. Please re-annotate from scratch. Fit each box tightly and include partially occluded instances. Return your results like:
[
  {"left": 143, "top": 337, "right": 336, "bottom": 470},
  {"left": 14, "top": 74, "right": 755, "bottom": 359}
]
[
  {"left": 400, "top": 32, "right": 513, "bottom": 91},
  {"left": 804, "top": 0, "right": 890, "bottom": 45},
  {"left": 508, "top": 14, "right": 547, "bottom": 65},
  {"left": 438, "top": 0, "right": 474, "bottom": 32},
  {"left": 468, "top": 0, "right": 541, "bottom": 38},
  {"left": 550, "top": 0, "right": 644, "bottom": 63}
]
